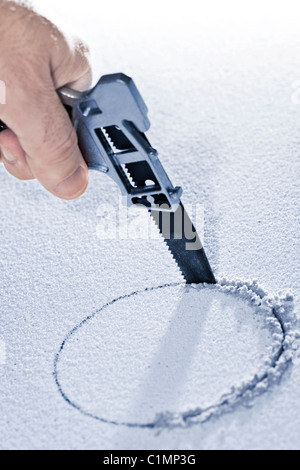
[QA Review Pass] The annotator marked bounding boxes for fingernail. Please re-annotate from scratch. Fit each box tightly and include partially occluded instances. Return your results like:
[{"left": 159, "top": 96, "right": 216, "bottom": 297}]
[
  {"left": 3, "top": 149, "right": 17, "bottom": 163},
  {"left": 54, "top": 165, "right": 88, "bottom": 199}
]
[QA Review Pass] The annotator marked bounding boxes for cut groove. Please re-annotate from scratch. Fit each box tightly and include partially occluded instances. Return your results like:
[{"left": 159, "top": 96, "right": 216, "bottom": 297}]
[{"left": 53, "top": 280, "right": 298, "bottom": 429}]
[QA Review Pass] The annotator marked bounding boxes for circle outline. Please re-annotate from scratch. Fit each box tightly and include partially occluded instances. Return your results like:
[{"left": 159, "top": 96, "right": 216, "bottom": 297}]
[{"left": 53, "top": 281, "right": 289, "bottom": 429}]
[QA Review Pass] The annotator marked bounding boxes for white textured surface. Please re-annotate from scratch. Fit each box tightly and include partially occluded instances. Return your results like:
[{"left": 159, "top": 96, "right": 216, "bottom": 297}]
[
  {"left": 55, "top": 286, "right": 273, "bottom": 425},
  {"left": 0, "top": 0, "right": 299, "bottom": 449},
  {"left": 53, "top": 281, "right": 297, "bottom": 429}
]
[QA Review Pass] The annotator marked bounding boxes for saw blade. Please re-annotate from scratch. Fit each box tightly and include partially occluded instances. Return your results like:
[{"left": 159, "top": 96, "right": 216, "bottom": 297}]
[
  {"left": 150, "top": 202, "right": 216, "bottom": 284},
  {"left": 116, "top": 147, "right": 216, "bottom": 285}
]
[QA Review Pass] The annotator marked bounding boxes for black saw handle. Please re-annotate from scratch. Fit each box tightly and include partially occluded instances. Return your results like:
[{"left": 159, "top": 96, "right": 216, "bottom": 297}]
[{"left": 0, "top": 120, "right": 7, "bottom": 132}]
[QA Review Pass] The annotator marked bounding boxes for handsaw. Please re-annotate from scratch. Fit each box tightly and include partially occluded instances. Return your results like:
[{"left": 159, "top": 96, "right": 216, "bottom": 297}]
[{"left": 0, "top": 73, "right": 216, "bottom": 284}]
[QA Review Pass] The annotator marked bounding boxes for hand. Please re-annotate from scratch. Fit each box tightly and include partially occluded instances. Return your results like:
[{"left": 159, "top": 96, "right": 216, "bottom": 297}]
[{"left": 0, "top": 0, "right": 92, "bottom": 199}]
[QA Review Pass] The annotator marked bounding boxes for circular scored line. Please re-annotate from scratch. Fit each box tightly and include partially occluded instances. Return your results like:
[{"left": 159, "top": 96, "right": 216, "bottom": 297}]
[{"left": 53, "top": 280, "right": 296, "bottom": 429}]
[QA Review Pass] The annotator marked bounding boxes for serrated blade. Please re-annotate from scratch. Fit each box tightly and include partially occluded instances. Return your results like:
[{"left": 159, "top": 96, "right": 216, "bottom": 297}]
[{"left": 150, "top": 202, "right": 216, "bottom": 284}]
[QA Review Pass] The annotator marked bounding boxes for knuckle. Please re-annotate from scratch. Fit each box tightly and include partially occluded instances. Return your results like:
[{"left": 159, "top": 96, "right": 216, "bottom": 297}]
[
  {"left": 75, "top": 38, "right": 91, "bottom": 57},
  {"left": 73, "top": 39, "right": 92, "bottom": 76},
  {"left": 3, "top": 160, "right": 33, "bottom": 180},
  {"left": 50, "top": 34, "right": 92, "bottom": 89},
  {"left": 72, "top": 34, "right": 91, "bottom": 59}
]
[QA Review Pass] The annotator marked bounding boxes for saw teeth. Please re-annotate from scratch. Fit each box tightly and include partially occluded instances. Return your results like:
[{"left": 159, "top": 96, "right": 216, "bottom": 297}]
[
  {"left": 148, "top": 203, "right": 216, "bottom": 285},
  {"left": 149, "top": 210, "right": 185, "bottom": 280}
]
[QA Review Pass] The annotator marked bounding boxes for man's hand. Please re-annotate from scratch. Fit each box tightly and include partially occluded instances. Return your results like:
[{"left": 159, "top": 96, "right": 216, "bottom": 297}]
[{"left": 0, "top": 0, "right": 92, "bottom": 199}]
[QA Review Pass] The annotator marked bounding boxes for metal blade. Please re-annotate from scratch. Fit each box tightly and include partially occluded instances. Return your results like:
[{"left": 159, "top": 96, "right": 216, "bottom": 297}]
[{"left": 150, "top": 202, "right": 216, "bottom": 284}]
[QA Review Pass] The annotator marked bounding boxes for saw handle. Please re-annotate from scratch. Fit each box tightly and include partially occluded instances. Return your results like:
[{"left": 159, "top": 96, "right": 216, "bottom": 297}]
[
  {"left": 0, "top": 120, "right": 7, "bottom": 132},
  {"left": 0, "top": 74, "right": 182, "bottom": 209}
]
